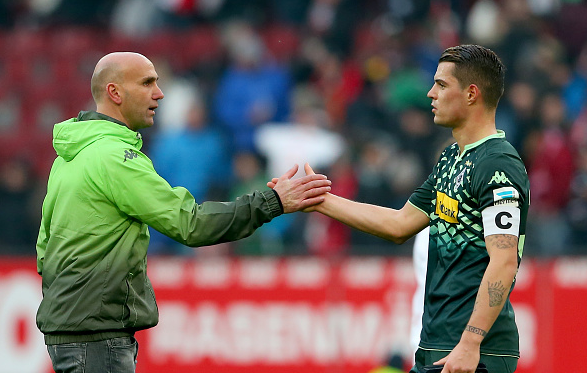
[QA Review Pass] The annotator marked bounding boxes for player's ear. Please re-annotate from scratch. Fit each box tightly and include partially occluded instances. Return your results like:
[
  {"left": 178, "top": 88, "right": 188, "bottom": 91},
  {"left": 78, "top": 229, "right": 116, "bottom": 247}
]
[
  {"left": 107, "top": 83, "right": 122, "bottom": 105},
  {"left": 467, "top": 84, "right": 480, "bottom": 105}
]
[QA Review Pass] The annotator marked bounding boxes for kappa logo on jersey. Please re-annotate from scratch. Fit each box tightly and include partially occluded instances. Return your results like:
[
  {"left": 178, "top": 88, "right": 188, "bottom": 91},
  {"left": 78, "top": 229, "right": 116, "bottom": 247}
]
[
  {"left": 436, "top": 191, "right": 459, "bottom": 223},
  {"left": 488, "top": 171, "right": 512, "bottom": 185},
  {"left": 493, "top": 187, "right": 519, "bottom": 207},
  {"left": 123, "top": 149, "right": 138, "bottom": 162}
]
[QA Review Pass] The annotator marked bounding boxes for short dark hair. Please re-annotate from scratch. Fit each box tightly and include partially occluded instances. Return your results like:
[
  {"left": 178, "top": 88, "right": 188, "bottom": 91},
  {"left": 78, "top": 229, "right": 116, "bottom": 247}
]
[{"left": 439, "top": 44, "right": 505, "bottom": 109}]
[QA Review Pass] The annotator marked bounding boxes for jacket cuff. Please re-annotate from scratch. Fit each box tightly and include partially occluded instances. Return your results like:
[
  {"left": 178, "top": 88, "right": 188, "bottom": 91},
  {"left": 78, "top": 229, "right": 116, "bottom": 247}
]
[{"left": 262, "top": 189, "right": 284, "bottom": 217}]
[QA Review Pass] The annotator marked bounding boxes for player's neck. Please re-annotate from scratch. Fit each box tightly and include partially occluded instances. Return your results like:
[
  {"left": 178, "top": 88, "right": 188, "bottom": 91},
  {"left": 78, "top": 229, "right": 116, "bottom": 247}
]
[{"left": 452, "top": 112, "right": 497, "bottom": 154}]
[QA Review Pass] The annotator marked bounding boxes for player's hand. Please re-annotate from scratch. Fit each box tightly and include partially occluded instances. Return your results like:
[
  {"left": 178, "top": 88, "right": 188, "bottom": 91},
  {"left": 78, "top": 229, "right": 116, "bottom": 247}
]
[
  {"left": 271, "top": 164, "right": 331, "bottom": 213},
  {"left": 435, "top": 339, "right": 480, "bottom": 373},
  {"left": 267, "top": 164, "right": 317, "bottom": 189},
  {"left": 300, "top": 163, "right": 325, "bottom": 212}
]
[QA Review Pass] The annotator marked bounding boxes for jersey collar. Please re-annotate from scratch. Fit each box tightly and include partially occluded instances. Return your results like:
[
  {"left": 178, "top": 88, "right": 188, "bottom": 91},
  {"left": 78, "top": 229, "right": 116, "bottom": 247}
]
[{"left": 458, "top": 130, "right": 506, "bottom": 160}]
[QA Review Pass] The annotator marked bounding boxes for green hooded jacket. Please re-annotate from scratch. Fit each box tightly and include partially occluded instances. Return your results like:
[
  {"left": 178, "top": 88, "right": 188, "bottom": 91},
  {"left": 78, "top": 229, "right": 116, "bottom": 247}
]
[{"left": 36, "top": 111, "right": 283, "bottom": 344}]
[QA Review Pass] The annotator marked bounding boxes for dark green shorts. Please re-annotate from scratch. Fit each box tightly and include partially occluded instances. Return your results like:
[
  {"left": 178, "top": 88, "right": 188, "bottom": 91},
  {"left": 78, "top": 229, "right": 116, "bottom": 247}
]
[{"left": 409, "top": 348, "right": 518, "bottom": 373}]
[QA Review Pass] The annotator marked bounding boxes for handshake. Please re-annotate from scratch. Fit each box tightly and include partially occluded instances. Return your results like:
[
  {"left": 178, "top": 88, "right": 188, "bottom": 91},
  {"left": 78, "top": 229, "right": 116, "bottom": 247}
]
[{"left": 268, "top": 163, "right": 330, "bottom": 214}]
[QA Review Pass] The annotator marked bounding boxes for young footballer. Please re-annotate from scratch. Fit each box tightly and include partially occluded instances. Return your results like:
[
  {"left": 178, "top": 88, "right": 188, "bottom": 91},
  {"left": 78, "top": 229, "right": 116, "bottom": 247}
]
[{"left": 274, "top": 45, "right": 529, "bottom": 373}]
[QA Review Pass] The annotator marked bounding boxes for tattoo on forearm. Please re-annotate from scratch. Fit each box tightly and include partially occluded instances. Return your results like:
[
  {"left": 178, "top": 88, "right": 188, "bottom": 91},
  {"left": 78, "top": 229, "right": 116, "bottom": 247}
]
[
  {"left": 465, "top": 325, "right": 487, "bottom": 337},
  {"left": 488, "top": 280, "right": 507, "bottom": 307},
  {"left": 485, "top": 234, "right": 518, "bottom": 250}
]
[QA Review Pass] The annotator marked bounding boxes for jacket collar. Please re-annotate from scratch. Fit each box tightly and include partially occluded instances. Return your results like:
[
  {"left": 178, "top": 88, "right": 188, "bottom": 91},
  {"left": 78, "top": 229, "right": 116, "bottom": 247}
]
[{"left": 77, "top": 111, "right": 128, "bottom": 128}]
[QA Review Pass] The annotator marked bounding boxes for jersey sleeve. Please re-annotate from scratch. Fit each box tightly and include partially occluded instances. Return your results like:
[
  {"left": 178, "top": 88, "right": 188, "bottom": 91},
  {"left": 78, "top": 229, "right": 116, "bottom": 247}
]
[
  {"left": 472, "top": 151, "right": 529, "bottom": 237},
  {"left": 409, "top": 169, "right": 436, "bottom": 217}
]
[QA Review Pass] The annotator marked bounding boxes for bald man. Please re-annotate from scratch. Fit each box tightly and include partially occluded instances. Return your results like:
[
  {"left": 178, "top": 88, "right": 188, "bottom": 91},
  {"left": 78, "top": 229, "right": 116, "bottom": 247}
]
[{"left": 35, "top": 52, "right": 331, "bottom": 373}]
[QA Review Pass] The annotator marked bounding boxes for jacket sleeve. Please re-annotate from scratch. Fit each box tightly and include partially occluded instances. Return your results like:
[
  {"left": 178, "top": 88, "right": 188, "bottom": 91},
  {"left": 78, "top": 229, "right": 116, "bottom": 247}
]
[
  {"left": 100, "top": 147, "right": 283, "bottom": 247},
  {"left": 36, "top": 213, "right": 48, "bottom": 274}
]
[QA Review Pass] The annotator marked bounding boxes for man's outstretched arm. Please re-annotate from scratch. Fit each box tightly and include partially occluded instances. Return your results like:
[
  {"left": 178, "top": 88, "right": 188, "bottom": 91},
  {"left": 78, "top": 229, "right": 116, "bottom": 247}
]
[{"left": 269, "top": 163, "right": 429, "bottom": 244}]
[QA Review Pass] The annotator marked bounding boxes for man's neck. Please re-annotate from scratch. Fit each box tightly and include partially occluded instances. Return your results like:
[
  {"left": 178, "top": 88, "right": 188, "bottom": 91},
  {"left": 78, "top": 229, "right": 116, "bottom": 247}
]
[
  {"left": 95, "top": 106, "right": 129, "bottom": 129},
  {"left": 452, "top": 111, "right": 497, "bottom": 153}
]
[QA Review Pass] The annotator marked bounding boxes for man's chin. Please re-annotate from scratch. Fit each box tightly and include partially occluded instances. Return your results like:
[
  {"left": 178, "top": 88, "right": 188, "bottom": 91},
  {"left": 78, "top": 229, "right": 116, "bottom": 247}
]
[
  {"left": 433, "top": 117, "right": 451, "bottom": 128},
  {"left": 128, "top": 121, "right": 154, "bottom": 131}
]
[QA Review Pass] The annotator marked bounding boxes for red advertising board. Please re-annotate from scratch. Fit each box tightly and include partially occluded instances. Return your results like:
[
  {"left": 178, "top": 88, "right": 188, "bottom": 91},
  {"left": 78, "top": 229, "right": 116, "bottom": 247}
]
[
  {"left": 138, "top": 257, "right": 417, "bottom": 373},
  {"left": 0, "top": 258, "right": 51, "bottom": 373},
  {"left": 0, "top": 256, "right": 585, "bottom": 373}
]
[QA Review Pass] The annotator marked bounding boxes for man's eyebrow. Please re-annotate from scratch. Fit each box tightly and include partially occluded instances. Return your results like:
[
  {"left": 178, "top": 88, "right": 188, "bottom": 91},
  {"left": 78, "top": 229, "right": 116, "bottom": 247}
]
[
  {"left": 434, "top": 78, "right": 448, "bottom": 85},
  {"left": 142, "top": 76, "right": 159, "bottom": 84}
]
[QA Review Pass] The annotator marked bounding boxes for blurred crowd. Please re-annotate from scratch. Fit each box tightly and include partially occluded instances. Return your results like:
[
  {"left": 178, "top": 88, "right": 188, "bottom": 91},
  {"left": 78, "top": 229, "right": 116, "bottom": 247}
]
[{"left": 1, "top": 0, "right": 587, "bottom": 257}]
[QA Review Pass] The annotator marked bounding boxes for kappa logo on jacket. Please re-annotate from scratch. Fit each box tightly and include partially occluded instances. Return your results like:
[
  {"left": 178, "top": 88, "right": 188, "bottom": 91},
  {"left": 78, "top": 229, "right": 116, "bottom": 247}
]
[{"left": 123, "top": 149, "right": 139, "bottom": 162}]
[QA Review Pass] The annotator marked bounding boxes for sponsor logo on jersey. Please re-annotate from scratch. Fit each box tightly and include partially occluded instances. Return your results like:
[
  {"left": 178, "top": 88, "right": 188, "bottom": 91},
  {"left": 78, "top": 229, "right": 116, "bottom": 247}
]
[
  {"left": 493, "top": 187, "right": 519, "bottom": 207},
  {"left": 488, "top": 171, "right": 512, "bottom": 185},
  {"left": 436, "top": 191, "right": 459, "bottom": 223}
]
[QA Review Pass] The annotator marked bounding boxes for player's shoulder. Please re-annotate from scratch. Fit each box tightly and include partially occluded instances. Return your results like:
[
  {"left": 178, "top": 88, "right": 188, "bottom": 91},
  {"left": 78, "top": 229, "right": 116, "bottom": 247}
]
[
  {"left": 488, "top": 137, "right": 519, "bottom": 154},
  {"left": 476, "top": 137, "right": 523, "bottom": 166},
  {"left": 84, "top": 137, "right": 147, "bottom": 171},
  {"left": 472, "top": 138, "right": 529, "bottom": 193}
]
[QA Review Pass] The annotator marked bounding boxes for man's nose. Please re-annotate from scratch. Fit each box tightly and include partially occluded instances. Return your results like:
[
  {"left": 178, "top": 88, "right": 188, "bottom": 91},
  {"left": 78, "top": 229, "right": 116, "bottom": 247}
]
[{"left": 154, "top": 85, "right": 164, "bottom": 100}]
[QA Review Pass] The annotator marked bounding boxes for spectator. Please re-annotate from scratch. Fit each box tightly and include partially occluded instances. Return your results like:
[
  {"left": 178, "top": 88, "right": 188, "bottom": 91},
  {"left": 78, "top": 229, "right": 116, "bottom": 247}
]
[
  {"left": 0, "top": 157, "right": 38, "bottom": 254},
  {"left": 567, "top": 146, "right": 587, "bottom": 251},
  {"left": 497, "top": 80, "right": 539, "bottom": 153},
  {"left": 213, "top": 20, "right": 292, "bottom": 153},
  {"left": 526, "top": 92, "right": 575, "bottom": 255},
  {"left": 150, "top": 80, "right": 229, "bottom": 203},
  {"left": 255, "top": 84, "right": 347, "bottom": 249},
  {"left": 304, "top": 153, "right": 357, "bottom": 257},
  {"left": 562, "top": 44, "right": 587, "bottom": 121},
  {"left": 228, "top": 151, "right": 288, "bottom": 255},
  {"left": 255, "top": 84, "right": 346, "bottom": 180},
  {"left": 311, "top": 49, "right": 364, "bottom": 128},
  {"left": 148, "top": 81, "right": 230, "bottom": 255},
  {"left": 349, "top": 133, "right": 425, "bottom": 255}
]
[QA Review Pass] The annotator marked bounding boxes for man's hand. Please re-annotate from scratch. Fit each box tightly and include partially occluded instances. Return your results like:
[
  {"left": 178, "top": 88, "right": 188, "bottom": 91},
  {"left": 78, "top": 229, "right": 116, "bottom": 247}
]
[
  {"left": 270, "top": 164, "right": 331, "bottom": 213},
  {"left": 435, "top": 338, "right": 481, "bottom": 373}
]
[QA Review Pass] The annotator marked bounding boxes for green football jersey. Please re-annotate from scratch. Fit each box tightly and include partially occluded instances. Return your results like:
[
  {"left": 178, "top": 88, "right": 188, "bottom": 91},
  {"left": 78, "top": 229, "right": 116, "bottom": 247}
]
[{"left": 408, "top": 131, "right": 530, "bottom": 358}]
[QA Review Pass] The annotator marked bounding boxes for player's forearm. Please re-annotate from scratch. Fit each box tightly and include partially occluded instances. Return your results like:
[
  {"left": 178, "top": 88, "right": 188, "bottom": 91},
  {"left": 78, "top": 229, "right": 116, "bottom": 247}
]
[
  {"left": 461, "top": 246, "right": 518, "bottom": 346},
  {"left": 315, "top": 193, "right": 417, "bottom": 244}
]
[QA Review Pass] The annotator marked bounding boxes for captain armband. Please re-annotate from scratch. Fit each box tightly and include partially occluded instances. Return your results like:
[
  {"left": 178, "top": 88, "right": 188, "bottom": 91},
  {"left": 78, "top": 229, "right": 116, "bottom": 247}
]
[{"left": 482, "top": 204, "right": 520, "bottom": 237}]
